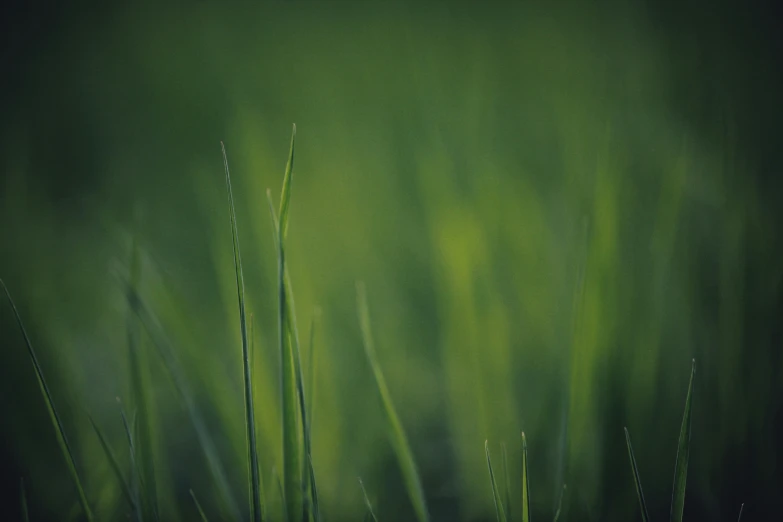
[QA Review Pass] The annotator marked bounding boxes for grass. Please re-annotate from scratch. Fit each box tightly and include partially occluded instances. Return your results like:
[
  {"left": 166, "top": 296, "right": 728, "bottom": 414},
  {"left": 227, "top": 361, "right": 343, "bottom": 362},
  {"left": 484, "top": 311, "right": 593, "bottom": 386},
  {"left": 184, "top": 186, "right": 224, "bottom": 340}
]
[{"left": 2, "top": 129, "right": 722, "bottom": 522}]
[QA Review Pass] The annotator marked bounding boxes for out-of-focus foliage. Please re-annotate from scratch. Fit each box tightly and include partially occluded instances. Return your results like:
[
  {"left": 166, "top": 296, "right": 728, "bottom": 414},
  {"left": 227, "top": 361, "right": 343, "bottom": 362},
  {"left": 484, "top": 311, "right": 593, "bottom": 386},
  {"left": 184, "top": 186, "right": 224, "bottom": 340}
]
[{"left": 1, "top": 1, "right": 781, "bottom": 520}]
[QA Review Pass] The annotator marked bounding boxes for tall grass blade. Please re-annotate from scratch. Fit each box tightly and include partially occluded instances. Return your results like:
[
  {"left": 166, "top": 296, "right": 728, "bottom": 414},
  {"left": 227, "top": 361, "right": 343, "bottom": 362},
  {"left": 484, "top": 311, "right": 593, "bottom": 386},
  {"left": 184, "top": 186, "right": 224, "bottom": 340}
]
[
  {"left": 126, "top": 234, "right": 158, "bottom": 521},
  {"left": 306, "top": 310, "right": 319, "bottom": 438},
  {"left": 501, "top": 443, "right": 511, "bottom": 520},
  {"left": 189, "top": 489, "right": 210, "bottom": 522},
  {"left": 88, "top": 415, "right": 136, "bottom": 512},
  {"left": 357, "top": 282, "right": 430, "bottom": 522},
  {"left": 553, "top": 484, "right": 566, "bottom": 522},
  {"left": 359, "top": 477, "right": 379, "bottom": 522},
  {"left": 670, "top": 359, "right": 695, "bottom": 522},
  {"left": 222, "top": 141, "right": 263, "bottom": 522},
  {"left": 521, "top": 432, "right": 531, "bottom": 522},
  {"left": 485, "top": 441, "right": 508, "bottom": 522},
  {"left": 119, "top": 276, "right": 242, "bottom": 520},
  {"left": 266, "top": 127, "right": 305, "bottom": 522},
  {"left": 20, "top": 479, "right": 29, "bottom": 522},
  {"left": 624, "top": 427, "right": 650, "bottom": 522},
  {"left": 1, "top": 280, "right": 94, "bottom": 522},
  {"left": 249, "top": 314, "right": 267, "bottom": 521}
]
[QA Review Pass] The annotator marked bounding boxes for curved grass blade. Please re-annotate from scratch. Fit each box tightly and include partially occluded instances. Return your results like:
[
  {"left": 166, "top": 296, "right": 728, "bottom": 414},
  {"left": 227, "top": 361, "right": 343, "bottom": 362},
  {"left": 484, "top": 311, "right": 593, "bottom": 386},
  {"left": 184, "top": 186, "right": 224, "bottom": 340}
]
[
  {"left": 359, "top": 477, "right": 379, "bottom": 522},
  {"left": 126, "top": 233, "right": 158, "bottom": 521},
  {"left": 624, "top": 427, "right": 650, "bottom": 522},
  {"left": 119, "top": 276, "right": 242, "bottom": 520},
  {"left": 357, "top": 282, "right": 430, "bottom": 522},
  {"left": 222, "top": 141, "right": 263, "bottom": 522},
  {"left": 20, "top": 479, "right": 29, "bottom": 522},
  {"left": 553, "top": 484, "right": 567, "bottom": 522},
  {"left": 1, "top": 280, "right": 94, "bottom": 522},
  {"left": 485, "top": 441, "right": 508, "bottom": 522},
  {"left": 670, "top": 359, "right": 695, "bottom": 522},
  {"left": 521, "top": 432, "right": 531, "bottom": 522},
  {"left": 279, "top": 124, "right": 296, "bottom": 241},
  {"left": 88, "top": 415, "right": 136, "bottom": 511},
  {"left": 501, "top": 443, "right": 511, "bottom": 520},
  {"left": 190, "top": 489, "right": 210, "bottom": 522}
]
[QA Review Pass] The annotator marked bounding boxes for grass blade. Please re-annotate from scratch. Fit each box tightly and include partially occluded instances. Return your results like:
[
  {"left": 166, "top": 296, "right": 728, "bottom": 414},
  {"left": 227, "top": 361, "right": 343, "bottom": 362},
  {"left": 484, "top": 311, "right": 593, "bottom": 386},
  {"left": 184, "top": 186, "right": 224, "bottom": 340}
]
[
  {"left": 501, "top": 443, "right": 511, "bottom": 520},
  {"left": 1, "top": 280, "right": 93, "bottom": 522},
  {"left": 670, "top": 359, "right": 696, "bottom": 522},
  {"left": 249, "top": 314, "right": 267, "bottom": 521},
  {"left": 624, "top": 427, "right": 650, "bottom": 522},
  {"left": 266, "top": 127, "right": 305, "bottom": 522},
  {"left": 553, "top": 484, "right": 566, "bottom": 522},
  {"left": 190, "top": 489, "right": 210, "bottom": 522},
  {"left": 88, "top": 415, "right": 136, "bottom": 512},
  {"left": 306, "top": 310, "right": 319, "bottom": 440},
  {"left": 20, "top": 479, "right": 29, "bottom": 522},
  {"left": 737, "top": 503, "right": 744, "bottom": 522},
  {"left": 357, "top": 282, "right": 430, "bottom": 522},
  {"left": 521, "top": 432, "right": 531, "bottom": 522},
  {"left": 126, "top": 233, "right": 158, "bottom": 521},
  {"left": 485, "top": 441, "right": 508, "bottom": 522},
  {"left": 359, "top": 477, "right": 379, "bottom": 522},
  {"left": 222, "top": 141, "right": 263, "bottom": 522}
]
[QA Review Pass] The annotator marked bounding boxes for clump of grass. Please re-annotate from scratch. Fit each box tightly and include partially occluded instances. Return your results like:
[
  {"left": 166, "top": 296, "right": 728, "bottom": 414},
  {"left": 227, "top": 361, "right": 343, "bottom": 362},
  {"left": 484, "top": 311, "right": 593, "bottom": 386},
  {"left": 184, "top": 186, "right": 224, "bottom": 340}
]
[
  {"left": 1, "top": 280, "right": 94, "bottom": 522},
  {"left": 357, "top": 282, "right": 430, "bottom": 522},
  {"left": 624, "top": 360, "right": 695, "bottom": 522}
]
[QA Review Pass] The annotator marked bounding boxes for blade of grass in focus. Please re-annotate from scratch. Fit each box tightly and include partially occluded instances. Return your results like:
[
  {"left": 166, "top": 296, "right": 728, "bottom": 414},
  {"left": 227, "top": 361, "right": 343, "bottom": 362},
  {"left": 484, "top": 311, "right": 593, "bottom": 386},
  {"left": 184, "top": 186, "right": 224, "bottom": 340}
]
[
  {"left": 222, "top": 141, "right": 264, "bottom": 522},
  {"left": 190, "top": 489, "right": 210, "bottom": 522},
  {"left": 624, "top": 427, "right": 650, "bottom": 522},
  {"left": 359, "top": 478, "right": 379, "bottom": 522},
  {"left": 306, "top": 310, "right": 319, "bottom": 438},
  {"left": 119, "top": 275, "right": 242, "bottom": 520},
  {"left": 521, "top": 432, "right": 531, "bottom": 522},
  {"left": 249, "top": 314, "right": 268, "bottom": 521},
  {"left": 20, "top": 479, "right": 29, "bottom": 522},
  {"left": 126, "top": 233, "right": 158, "bottom": 521},
  {"left": 357, "top": 282, "right": 430, "bottom": 522},
  {"left": 266, "top": 125, "right": 320, "bottom": 522},
  {"left": 737, "top": 503, "right": 744, "bottom": 521},
  {"left": 485, "top": 441, "right": 508, "bottom": 522},
  {"left": 553, "top": 484, "right": 566, "bottom": 522},
  {"left": 88, "top": 415, "right": 136, "bottom": 513},
  {"left": 670, "top": 359, "right": 695, "bottom": 522},
  {"left": 501, "top": 443, "right": 511, "bottom": 520},
  {"left": 1, "top": 280, "right": 94, "bottom": 522}
]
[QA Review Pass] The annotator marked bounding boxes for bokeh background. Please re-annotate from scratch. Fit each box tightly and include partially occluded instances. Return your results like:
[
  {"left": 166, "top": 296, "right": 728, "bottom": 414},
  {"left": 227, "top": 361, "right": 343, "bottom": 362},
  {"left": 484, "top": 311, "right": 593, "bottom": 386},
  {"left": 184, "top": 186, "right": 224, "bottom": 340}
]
[{"left": 2, "top": 0, "right": 782, "bottom": 520}]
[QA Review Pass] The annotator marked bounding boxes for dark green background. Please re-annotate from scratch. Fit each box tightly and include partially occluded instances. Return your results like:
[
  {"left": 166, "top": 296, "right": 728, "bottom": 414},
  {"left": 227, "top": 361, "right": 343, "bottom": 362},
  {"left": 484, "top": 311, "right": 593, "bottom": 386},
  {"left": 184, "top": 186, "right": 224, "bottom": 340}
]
[{"left": 1, "top": 0, "right": 782, "bottom": 520}]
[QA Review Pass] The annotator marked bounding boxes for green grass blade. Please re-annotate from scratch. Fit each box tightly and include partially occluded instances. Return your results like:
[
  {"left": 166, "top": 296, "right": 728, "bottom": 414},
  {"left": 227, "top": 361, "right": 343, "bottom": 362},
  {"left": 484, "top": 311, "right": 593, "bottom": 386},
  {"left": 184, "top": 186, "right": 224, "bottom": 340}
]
[
  {"left": 88, "top": 415, "right": 136, "bottom": 511},
  {"left": 485, "top": 441, "right": 508, "bottom": 522},
  {"left": 357, "top": 282, "right": 430, "bottom": 522},
  {"left": 121, "top": 408, "right": 145, "bottom": 522},
  {"left": 521, "top": 432, "right": 531, "bottom": 522},
  {"left": 737, "top": 503, "right": 744, "bottom": 522},
  {"left": 553, "top": 484, "right": 566, "bottom": 522},
  {"left": 222, "top": 141, "right": 263, "bottom": 522},
  {"left": 190, "top": 489, "right": 210, "bottom": 522},
  {"left": 249, "top": 314, "right": 267, "bottom": 521},
  {"left": 359, "top": 477, "right": 379, "bottom": 522},
  {"left": 20, "top": 479, "right": 29, "bottom": 522},
  {"left": 624, "top": 427, "right": 650, "bottom": 522},
  {"left": 1, "top": 280, "right": 94, "bottom": 522},
  {"left": 306, "top": 310, "right": 319, "bottom": 439},
  {"left": 279, "top": 124, "right": 296, "bottom": 241},
  {"left": 670, "top": 359, "right": 696, "bottom": 522},
  {"left": 119, "top": 276, "right": 242, "bottom": 520},
  {"left": 501, "top": 443, "right": 511, "bottom": 520},
  {"left": 126, "top": 234, "right": 158, "bottom": 521}
]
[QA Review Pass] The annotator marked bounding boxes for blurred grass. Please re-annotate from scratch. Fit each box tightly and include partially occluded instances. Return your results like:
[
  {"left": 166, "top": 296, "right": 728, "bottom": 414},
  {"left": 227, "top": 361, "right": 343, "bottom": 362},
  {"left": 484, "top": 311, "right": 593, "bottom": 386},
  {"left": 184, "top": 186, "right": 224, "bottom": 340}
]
[{"left": 0, "top": 1, "right": 781, "bottom": 520}]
